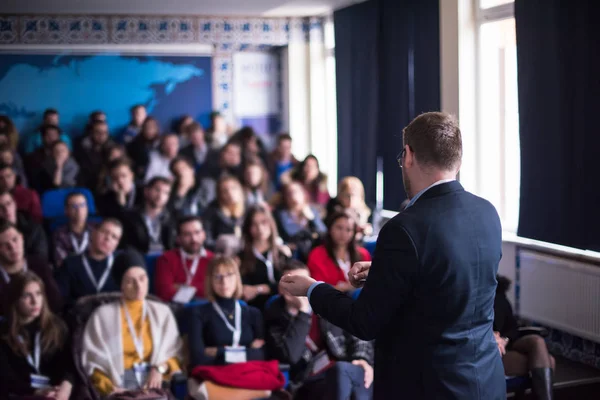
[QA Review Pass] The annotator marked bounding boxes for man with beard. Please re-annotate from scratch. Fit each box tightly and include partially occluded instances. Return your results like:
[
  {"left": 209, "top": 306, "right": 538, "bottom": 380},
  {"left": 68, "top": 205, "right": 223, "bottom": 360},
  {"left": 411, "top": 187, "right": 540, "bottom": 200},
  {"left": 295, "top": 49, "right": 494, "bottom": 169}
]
[
  {"left": 55, "top": 218, "right": 123, "bottom": 308},
  {"left": 154, "top": 216, "right": 214, "bottom": 303},
  {"left": 280, "top": 112, "right": 506, "bottom": 400},
  {"left": 0, "top": 220, "right": 62, "bottom": 316}
]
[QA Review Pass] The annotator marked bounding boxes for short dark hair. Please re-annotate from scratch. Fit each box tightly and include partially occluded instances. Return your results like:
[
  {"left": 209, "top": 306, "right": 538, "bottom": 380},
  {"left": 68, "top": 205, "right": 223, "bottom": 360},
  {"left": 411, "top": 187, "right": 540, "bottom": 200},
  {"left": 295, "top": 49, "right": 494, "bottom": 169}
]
[
  {"left": 145, "top": 176, "right": 172, "bottom": 189},
  {"left": 98, "top": 217, "right": 123, "bottom": 231},
  {"left": 0, "top": 189, "right": 14, "bottom": 199},
  {"left": 131, "top": 104, "right": 145, "bottom": 113},
  {"left": 108, "top": 157, "right": 133, "bottom": 173},
  {"left": 402, "top": 112, "right": 462, "bottom": 171},
  {"left": 43, "top": 108, "right": 58, "bottom": 118},
  {"left": 281, "top": 260, "right": 309, "bottom": 275},
  {"left": 0, "top": 163, "right": 13, "bottom": 172},
  {"left": 277, "top": 133, "right": 292, "bottom": 143},
  {"left": 176, "top": 216, "right": 203, "bottom": 234},
  {"left": 64, "top": 191, "right": 86, "bottom": 208},
  {"left": 89, "top": 110, "right": 105, "bottom": 122},
  {"left": 169, "top": 155, "right": 193, "bottom": 174},
  {"left": 0, "top": 218, "right": 18, "bottom": 235},
  {"left": 40, "top": 124, "right": 60, "bottom": 138},
  {"left": 185, "top": 122, "right": 203, "bottom": 136}
]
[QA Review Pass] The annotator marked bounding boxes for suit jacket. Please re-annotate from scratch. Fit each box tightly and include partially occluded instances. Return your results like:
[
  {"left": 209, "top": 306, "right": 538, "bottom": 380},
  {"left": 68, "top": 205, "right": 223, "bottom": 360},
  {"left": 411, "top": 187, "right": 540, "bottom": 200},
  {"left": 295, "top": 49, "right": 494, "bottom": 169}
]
[
  {"left": 264, "top": 296, "right": 373, "bottom": 384},
  {"left": 309, "top": 181, "right": 506, "bottom": 399},
  {"left": 119, "top": 208, "right": 176, "bottom": 254}
]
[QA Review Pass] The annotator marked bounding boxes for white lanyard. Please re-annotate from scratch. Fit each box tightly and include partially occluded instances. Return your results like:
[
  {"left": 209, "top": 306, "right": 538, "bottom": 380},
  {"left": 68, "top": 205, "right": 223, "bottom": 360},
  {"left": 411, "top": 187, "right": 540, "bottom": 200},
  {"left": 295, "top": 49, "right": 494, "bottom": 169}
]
[
  {"left": 180, "top": 249, "right": 205, "bottom": 285},
  {"left": 20, "top": 332, "right": 41, "bottom": 373},
  {"left": 212, "top": 301, "right": 242, "bottom": 347},
  {"left": 0, "top": 261, "right": 28, "bottom": 284},
  {"left": 82, "top": 254, "right": 114, "bottom": 292},
  {"left": 122, "top": 301, "right": 148, "bottom": 361},
  {"left": 70, "top": 231, "right": 89, "bottom": 255},
  {"left": 337, "top": 258, "right": 351, "bottom": 279},
  {"left": 144, "top": 215, "right": 161, "bottom": 243},
  {"left": 253, "top": 248, "right": 276, "bottom": 284}
]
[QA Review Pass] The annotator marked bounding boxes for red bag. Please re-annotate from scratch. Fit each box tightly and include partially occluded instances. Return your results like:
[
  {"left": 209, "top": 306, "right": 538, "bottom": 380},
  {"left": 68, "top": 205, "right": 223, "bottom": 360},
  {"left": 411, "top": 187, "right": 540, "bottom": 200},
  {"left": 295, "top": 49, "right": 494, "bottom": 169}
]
[{"left": 191, "top": 360, "right": 285, "bottom": 391}]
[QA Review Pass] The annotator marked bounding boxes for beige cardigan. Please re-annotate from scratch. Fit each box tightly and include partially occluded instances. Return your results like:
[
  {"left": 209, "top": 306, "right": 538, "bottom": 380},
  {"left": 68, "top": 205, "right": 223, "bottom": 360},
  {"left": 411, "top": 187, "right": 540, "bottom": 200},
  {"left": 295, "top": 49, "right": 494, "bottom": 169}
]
[{"left": 81, "top": 299, "right": 182, "bottom": 387}]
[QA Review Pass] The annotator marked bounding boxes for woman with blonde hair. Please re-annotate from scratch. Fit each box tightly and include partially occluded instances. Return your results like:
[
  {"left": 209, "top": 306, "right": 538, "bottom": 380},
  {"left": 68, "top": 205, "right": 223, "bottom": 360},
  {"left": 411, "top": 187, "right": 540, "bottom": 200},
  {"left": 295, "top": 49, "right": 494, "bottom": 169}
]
[
  {"left": 0, "top": 271, "right": 74, "bottom": 399},
  {"left": 326, "top": 176, "right": 372, "bottom": 239}
]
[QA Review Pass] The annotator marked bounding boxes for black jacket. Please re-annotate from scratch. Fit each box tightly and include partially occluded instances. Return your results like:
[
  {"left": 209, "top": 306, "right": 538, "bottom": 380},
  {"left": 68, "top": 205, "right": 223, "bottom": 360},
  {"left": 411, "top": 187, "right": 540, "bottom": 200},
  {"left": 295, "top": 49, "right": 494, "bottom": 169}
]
[
  {"left": 201, "top": 202, "right": 245, "bottom": 251},
  {"left": 17, "top": 212, "right": 48, "bottom": 261},
  {"left": 119, "top": 208, "right": 176, "bottom": 254}
]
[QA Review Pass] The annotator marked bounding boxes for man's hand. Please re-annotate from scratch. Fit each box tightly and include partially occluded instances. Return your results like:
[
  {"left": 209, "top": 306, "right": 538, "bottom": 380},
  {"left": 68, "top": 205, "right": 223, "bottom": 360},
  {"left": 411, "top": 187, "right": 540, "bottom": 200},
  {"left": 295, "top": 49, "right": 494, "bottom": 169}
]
[
  {"left": 251, "top": 339, "right": 265, "bottom": 349},
  {"left": 348, "top": 262, "right": 371, "bottom": 288},
  {"left": 279, "top": 274, "right": 317, "bottom": 297},
  {"left": 204, "top": 347, "right": 218, "bottom": 357},
  {"left": 494, "top": 331, "right": 508, "bottom": 356},
  {"left": 144, "top": 368, "right": 163, "bottom": 389},
  {"left": 352, "top": 359, "right": 374, "bottom": 388}
]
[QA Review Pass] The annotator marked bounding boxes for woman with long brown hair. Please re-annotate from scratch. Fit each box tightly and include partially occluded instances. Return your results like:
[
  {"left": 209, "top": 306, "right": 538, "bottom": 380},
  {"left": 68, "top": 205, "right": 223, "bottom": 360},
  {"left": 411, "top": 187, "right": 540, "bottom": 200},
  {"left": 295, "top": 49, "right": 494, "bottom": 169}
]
[
  {"left": 241, "top": 157, "right": 272, "bottom": 207},
  {"left": 0, "top": 271, "right": 74, "bottom": 399},
  {"left": 239, "top": 204, "right": 290, "bottom": 310}
]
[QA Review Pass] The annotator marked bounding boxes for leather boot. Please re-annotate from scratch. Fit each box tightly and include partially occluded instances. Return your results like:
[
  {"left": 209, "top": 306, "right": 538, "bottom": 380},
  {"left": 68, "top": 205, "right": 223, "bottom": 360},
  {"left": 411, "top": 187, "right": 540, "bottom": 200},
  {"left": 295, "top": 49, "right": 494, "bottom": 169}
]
[{"left": 531, "top": 367, "right": 554, "bottom": 400}]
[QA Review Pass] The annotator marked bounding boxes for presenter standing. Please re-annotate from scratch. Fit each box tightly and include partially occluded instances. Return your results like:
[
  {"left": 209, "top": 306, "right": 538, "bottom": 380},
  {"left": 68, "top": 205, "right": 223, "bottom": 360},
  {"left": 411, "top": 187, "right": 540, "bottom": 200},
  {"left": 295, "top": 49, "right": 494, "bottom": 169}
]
[{"left": 280, "top": 112, "right": 506, "bottom": 399}]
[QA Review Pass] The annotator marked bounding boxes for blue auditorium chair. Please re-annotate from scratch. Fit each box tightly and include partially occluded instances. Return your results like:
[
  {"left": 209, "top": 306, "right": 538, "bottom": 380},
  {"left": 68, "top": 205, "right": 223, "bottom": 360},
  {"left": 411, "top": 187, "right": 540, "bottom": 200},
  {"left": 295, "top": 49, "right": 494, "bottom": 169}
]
[{"left": 41, "top": 187, "right": 97, "bottom": 219}]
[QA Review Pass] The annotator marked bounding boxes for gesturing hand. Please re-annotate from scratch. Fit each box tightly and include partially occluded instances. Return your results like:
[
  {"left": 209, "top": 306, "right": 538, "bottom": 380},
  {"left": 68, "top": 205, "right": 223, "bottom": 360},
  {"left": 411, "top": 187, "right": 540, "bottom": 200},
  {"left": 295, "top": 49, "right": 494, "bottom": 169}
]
[
  {"left": 352, "top": 359, "right": 374, "bottom": 388},
  {"left": 279, "top": 274, "right": 316, "bottom": 297},
  {"left": 348, "top": 262, "right": 371, "bottom": 288}
]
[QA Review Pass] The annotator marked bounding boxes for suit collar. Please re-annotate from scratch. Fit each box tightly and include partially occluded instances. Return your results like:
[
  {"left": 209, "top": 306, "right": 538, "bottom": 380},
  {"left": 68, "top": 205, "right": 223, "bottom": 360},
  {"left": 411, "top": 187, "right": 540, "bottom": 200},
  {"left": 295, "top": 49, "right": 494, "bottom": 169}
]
[{"left": 416, "top": 180, "right": 464, "bottom": 203}]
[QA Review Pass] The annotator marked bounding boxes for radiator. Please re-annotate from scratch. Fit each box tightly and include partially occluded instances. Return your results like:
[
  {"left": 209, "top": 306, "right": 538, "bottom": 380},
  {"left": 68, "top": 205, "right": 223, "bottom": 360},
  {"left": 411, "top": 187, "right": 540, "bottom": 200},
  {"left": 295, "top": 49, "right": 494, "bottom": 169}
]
[{"left": 518, "top": 249, "right": 600, "bottom": 343}]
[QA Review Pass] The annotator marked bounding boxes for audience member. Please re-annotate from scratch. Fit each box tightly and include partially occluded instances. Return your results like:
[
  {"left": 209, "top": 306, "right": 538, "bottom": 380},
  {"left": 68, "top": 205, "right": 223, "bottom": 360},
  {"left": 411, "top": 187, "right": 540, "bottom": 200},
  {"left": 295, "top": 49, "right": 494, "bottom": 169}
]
[
  {"left": 179, "top": 122, "right": 215, "bottom": 172},
  {"left": 120, "top": 176, "right": 175, "bottom": 255},
  {"left": 75, "top": 120, "right": 115, "bottom": 190},
  {"left": 234, "top": 126, "right": 268, "bottom": 165},
  {"left": 144, "top": 133, "right": 179, "bottom": 183},
  {"left": 0, "top": 190, "right": 48, "bottom": 260},
  {"left": 291, "top": 155, "right": 330, "bottom": 211},
  {"left": 239, "top": 205, "right": 289, "bottom": 310},
  {"left": 206, "top": 141, "right": 243, "bottom": 180},
  {"left": 0, "top": 164, "right": 43, "bottom": 223},
  {"left": 120, "top": 104, "right": 147, "bottom": 144},
  {"left": 175, "top": 115, "right": 195, "bottom": 147},
  {"left": 97, "top": 158, "right": 143, "bottom": 218},
  {"left": 55, "top": 218, "right": 122, "bottom": 307},
  {"left": 0, "top": 220, "right": 61, "bottom": 315},
  {"left": 52, "top": 192, "right": 97, "bottom": 266},
  {"left": 0, "top": 143, "right": 28, "bottom": 187},
  {"left": 39, "top": 140, "right": 80, "bottom": 193},
  {"left": 495, "top": 275, "right": 555, "bottom": 400},
  {"left": 154, "top": 216, "right": 214, "bottom": 303},
  {"left": 188, "top": 256, "right": 265, "bottom": 368},
  {"left": 95, "top": 143, "right": 127, "bottom": 194},
  {"left": 307, "top": 211, "right": 371, "bottom": 292},
  {"left": 24, "top": 109, "right": 72, "bottom": 154},
  {"left": 242, "top": 157, "right": 271, "bottom": 207},
  {"left": 82, "top": 250, "right": 182, "bottom": 396},
  {"left": 168, "top": 156, "right": 216, "bottom": 218},
  {"left": 326, "top": 177, "right": 372, "bottom": 240},
  {"left": 127, "top": 116, "right": 161, "bottom": 183},
  {"left": 268, "top": 134, "right": 298, "bottom": 190},
  {"left": 0, "top": 271, "right": 75, "bottom": 399},
  {"left": 26, "top": 124, "right": 62, "bottom": 190},
  {"left": 201, "top": 175, "right": 246, "bottom": 251},
  {"left": 0, "top": 115, "right": 20, "bottom": 152},
  {"left": 206, "top": 111, "right": 231, "bottom": 150},
  {"left": 274, "top": 181, "right": 326, "bottom": 262},
  {"left": 265, "top": 261, "right": 374, "bottom": 400}
]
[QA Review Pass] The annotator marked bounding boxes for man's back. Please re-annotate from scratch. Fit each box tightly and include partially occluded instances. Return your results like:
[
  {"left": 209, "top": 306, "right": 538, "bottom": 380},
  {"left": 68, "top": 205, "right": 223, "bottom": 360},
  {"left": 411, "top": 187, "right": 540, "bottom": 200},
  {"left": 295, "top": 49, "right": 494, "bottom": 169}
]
[{"left": 375, "top": 181, "right": 505, "bottom": 399}]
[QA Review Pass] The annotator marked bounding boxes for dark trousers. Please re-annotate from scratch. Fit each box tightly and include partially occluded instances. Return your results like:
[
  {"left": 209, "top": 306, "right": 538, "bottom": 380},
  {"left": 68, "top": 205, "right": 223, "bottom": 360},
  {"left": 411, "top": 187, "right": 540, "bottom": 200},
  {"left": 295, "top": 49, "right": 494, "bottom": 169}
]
[{"left": 296, "top": 361, "right": 373, "bottom": 400}]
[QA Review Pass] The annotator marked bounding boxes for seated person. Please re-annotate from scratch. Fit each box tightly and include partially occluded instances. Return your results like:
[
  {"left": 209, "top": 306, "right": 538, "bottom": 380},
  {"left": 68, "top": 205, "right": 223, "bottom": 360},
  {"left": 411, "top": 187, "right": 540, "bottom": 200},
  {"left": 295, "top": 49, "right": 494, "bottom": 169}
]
[
  {"left": 168, "top": 156, "right": 216, "bottom": 218},
  {"left": 265, "top": 261, "right": 374, "bottom": 400},
  {"left": 267, "top": 134, "right": 298, "bottom": 190},
  {"left": 0, "top": 190, "right": 48, "bottom": 260},
  {"left": 82, "top": 250, "right": 182, "bottom": 397},
  {"left": 26, "top": 124, "right": 63, "bottom": 191},
  {"left": 242, "top": 157, "right": 272, "bottom": 207},
  {"left": 0, "top": 271, "right": 75, "bottom": 399},
  {"left": 120, "top": 177, "right": 176, "bottom": 255},
  {"left": 23, "top": 108, "right": 72, "bottom": 154},
  {"left": 0, "top": 220, "right": 62, "bottom": 315},
  {"left": 52, "top": 192, "right": 97, "bottom": 266},
  {"left": 39, "top": 140, "right": 80, "bottom": 193},
  {"left": 154, "top": 216, "right": 214, "bottom": 303},
  {"left": 239, "top": 204, "right": 290, "bottom": 310},
  {"left": 97, "top": 158, "right": 144, "bottom": 219},
  {"left": 326, "top": 177, "right": 372, "bottom": 240},
  {"left": 120, "top": 104, "right": 147, "bottom": 144},
  {"left": 55, "top": 218, "right": 123, "bottom": 307},
  {"left": 495, "top": 275, "right": 555, "bottom": 400},
  {"left": 188, "top": 255, "right": 265, "bottom": 368},
  {"left": 206, "top": 111, "right": 232, "bottom": 150},
  {"left": 144, "top": 133, "right": 179, "bottom": 183},
  {"left": 201, "top": 175, "right": 246, "bottom": 252},
  {"left": 307, "top": 211, "right": 371, "bottom": 292},
  {"left": 0, "top": 163, "right": 43, "bottom": 223},
  {"left": 290, "top": 155, "right": 330, "bottom": 212},
  {"left": 0, "top": 143, "right": 28, "bottom": 188},
  {"left": 75, "top": 120, "right": 116, "bottom": 191},
  {"left": 205, "top": 141, "right": 243, "bottom": 181},
  {"left": 273, "top": 181, "right": 326, "bottom": 262},
  {"left": 179, "top": 122, "right": 216, "bottom": 172},
  {"left": 127, "top": 117, "right": 161, "bottom": 184}
]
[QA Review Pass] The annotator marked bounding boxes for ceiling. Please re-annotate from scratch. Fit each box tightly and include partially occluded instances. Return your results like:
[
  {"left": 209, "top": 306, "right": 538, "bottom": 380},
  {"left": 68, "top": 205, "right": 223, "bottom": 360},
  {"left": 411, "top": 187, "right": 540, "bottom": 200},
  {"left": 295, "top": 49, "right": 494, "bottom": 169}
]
[{"left": 0, "top": 0, "right": 367, "bottom": 17}]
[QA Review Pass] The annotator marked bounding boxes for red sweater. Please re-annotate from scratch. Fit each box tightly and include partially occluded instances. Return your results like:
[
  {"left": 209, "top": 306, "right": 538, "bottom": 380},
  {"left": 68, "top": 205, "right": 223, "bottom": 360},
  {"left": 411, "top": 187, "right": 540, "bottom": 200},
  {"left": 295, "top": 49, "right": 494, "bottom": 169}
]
[
  {"left": 307, "top": 245, "right": 371, "bottom": 286},
  {"left": 12, "top": 185, "right": 42, "bottom": 223},
  {"left": 154, "top": 248, "right": 214, "bottom": 301}
]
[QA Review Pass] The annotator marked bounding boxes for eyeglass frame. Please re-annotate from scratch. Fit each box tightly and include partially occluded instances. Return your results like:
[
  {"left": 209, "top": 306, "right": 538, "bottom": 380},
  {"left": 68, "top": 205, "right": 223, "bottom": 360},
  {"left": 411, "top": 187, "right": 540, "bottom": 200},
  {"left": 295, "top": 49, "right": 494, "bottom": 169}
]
[{"left": 397, "top": 147, "right": 407, "bottom": 168}]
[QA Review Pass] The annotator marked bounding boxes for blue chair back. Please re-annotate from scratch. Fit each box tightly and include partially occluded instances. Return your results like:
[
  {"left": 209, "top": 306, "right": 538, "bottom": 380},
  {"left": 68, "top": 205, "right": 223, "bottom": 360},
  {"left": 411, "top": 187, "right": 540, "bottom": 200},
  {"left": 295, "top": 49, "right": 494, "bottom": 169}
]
[
  {"left": 41, "top": 188, "right": 97, "bottom": 219},
  {"left": 265, "top": 294, "right": 281, "bottom": 310}
]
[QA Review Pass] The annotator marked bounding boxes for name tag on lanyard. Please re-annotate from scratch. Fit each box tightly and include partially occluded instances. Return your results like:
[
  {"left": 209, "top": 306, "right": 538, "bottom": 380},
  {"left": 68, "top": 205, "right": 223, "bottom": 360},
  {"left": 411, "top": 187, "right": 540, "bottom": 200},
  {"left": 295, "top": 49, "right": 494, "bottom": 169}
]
[{"left": 123, "top": 301, "right": 148, "bottom": 387}]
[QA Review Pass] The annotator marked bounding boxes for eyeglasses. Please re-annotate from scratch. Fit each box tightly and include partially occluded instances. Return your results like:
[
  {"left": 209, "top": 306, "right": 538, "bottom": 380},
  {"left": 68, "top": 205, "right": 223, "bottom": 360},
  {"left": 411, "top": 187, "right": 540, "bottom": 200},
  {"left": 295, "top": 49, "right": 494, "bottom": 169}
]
[
  {"left": 213, "top": 272, "right": 236, "bottom": 282},
  {"left": 397, "top": 148, "right": 406, "bottom": 168}
]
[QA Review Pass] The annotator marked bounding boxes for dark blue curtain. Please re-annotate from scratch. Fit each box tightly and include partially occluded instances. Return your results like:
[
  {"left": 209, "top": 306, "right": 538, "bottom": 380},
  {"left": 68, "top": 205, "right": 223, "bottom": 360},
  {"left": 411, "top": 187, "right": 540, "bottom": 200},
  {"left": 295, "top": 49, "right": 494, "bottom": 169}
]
[
  {"left": 515, "top": 0, "right": 600, "bottom": 250},
  {"left": 334, "top": 0, "right": 440, "bottom": 210}
]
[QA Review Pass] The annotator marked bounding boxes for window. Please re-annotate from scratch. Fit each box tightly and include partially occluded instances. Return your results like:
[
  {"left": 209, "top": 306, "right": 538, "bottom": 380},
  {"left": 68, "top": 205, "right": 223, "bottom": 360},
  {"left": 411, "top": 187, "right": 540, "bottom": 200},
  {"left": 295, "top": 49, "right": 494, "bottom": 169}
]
[{"left": 475, "top": 1, "right": 520, "bottom": 232}]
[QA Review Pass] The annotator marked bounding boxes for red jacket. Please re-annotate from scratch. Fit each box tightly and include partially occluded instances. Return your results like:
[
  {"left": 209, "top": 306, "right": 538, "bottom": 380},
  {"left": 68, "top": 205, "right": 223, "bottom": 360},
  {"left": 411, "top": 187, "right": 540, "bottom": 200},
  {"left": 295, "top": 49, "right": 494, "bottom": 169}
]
[
  {"left": 191, "top": 360, "right": 285, "bottom": 390},
  {"left": 154, "top": 248, "right": 214, "bottom": 301},
  {"left": 12, "top": 185, "right": 42, "bottom": 223},
  {"left": 307, "top": 245, "right": 371, "bottom": 286}
]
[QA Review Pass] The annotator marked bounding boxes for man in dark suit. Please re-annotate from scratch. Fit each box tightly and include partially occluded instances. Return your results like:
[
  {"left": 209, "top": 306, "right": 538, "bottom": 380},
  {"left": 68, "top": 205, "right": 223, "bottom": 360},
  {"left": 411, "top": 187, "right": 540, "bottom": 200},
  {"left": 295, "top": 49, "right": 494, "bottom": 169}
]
[{"left": 280, "top": 112, "right": 506, "bottom": 399}]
